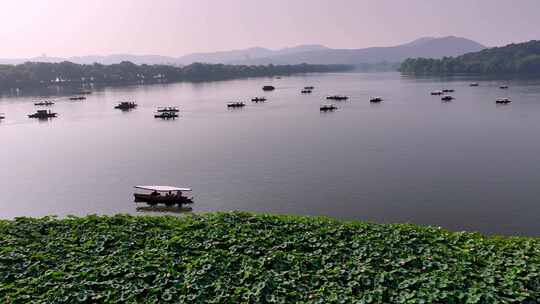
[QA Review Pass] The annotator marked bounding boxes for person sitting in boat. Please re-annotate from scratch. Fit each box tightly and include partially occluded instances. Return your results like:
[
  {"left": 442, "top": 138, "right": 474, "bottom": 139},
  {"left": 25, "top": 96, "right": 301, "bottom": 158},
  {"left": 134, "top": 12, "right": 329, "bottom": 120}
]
[{"left": 176, "top": 191, "right": 182, "bottom": 200}]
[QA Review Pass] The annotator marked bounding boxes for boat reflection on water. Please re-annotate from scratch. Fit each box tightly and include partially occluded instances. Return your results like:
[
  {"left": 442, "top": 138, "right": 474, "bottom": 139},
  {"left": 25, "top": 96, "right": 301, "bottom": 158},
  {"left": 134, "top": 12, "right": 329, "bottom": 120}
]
[{"left": 135, "top": 205, "right": 193, "bottom": 214}]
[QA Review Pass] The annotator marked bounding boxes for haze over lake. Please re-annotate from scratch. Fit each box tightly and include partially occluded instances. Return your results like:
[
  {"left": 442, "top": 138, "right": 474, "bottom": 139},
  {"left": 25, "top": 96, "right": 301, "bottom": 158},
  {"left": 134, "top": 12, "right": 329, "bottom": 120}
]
[{"left": 1, "top": 72, "right": 540, "bottom": 236}]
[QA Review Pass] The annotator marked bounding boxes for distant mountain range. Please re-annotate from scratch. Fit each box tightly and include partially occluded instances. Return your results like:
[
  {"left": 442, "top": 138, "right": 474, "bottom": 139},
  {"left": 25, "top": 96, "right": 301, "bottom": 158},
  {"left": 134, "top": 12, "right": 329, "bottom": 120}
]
[
  {"left": 0, "top": 54, "right": 179, "bottom": 66},
  {"left": 229, "top": 36, "right": 486, "bottom": 65},
  {"left": 0, "top": 36, "right": 485, "bottom": 66},
  {"left": 176, "top": 44, "right": 329, "bottom": 65}
]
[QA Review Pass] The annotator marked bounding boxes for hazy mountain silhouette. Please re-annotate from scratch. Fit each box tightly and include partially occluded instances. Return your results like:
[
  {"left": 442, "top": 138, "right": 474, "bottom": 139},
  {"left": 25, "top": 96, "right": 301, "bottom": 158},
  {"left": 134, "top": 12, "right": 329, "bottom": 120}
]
[
  {"left": 0, "top": 54, "right": 179, "bottom": 65},
  {"left": 401, "top": 37, "right": 438, "bottom": 47},
  {"left": 0, "top": 37, "right": 484, "bottom": 66},
  {"left": 0, "top": 45, "right": 328, "bottom": 65},
  {"left": 175, "top": 45, "right": 329, "bottom": 65},
  {"left": 68, "top": 54, "right": 178, "bottom": 65},
  {"left": 230, "top": 36, "right": 486, "bottom": 65}
]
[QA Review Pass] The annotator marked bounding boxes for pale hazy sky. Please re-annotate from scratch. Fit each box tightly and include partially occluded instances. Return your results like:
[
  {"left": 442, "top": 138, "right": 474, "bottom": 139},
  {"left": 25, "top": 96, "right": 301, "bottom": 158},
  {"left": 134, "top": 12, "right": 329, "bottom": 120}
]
[{"left": 1, "top": 0, "right": 539, "bottom": 58}]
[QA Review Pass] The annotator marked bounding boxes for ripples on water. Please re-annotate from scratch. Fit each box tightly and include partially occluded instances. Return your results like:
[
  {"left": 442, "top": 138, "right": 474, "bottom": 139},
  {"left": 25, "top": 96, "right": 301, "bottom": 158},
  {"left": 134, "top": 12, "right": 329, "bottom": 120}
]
[{"left": 1, "top": 72, "right": 540, "bottom": 236}]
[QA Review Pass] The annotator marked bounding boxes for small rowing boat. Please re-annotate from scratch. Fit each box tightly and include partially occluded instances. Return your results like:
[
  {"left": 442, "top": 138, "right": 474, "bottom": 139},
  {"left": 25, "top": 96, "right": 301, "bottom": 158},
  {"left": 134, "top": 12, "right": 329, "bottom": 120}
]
[{"left": 227, "top": 102, "right": 245, "bottom": 108}]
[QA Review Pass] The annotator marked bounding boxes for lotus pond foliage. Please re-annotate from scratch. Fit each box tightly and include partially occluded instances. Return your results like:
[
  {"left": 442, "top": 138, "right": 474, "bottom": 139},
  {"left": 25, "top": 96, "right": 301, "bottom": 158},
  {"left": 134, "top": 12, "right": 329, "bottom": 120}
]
[{"left": 0, "top": 212, "right": 539, "bottom": 303}]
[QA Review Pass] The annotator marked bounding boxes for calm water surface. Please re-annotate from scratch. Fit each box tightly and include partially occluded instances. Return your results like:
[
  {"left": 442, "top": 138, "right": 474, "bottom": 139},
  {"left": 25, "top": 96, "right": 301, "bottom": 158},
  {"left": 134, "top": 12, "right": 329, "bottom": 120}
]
[{"left": 1, "top": 72, "right": 540, "bottom": 236}]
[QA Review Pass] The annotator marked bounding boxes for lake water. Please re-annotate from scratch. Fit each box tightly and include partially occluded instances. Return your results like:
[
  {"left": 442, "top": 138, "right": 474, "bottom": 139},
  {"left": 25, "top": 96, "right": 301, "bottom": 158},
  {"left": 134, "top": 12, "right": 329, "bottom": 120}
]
[{"left": 1, "top": 72, "right": 540, "bottom": 236}]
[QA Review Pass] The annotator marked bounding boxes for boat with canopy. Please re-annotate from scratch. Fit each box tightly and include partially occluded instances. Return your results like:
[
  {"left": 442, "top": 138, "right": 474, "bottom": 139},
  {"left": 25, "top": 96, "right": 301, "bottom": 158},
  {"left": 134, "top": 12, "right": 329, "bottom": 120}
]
[
  {"left": 157, "top": 106, "right": 180, "bottom": 112},
  {"left": 496, "top": 98, "right": 512, "bottom": 104},
  {"left": 441, "top": 95, "right": 454, "bottom": 102},
  {"left": 154, "top": 112, "right": 179, "bottom": 119},
  {"left": 28, "top": 109, "right": 57, "bottom": 119},
  {"left": 34, "top": 101, "right": 55, "bottom": 106},
  {"left": 251, "top": 97, "right": 267, "bottom": 103},
  {"left": 69, "top": 96, "right": 86, "bottom": 101},
  {"left": 114, "top": 102, "right": 137, "bottom": 110},
  {"left": 320, "top": 104, "right": 337, "bottom": 111},
  {"left": 133, "top": 185, "right": 194, "bottom": 207},
  {"left": 326, "top": 95, "right": 348, "bottom": 101}
]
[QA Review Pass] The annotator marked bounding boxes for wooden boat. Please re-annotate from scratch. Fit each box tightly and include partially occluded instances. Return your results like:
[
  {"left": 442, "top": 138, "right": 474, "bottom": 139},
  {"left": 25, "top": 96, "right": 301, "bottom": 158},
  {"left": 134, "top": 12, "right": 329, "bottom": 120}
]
[
  {"left": 301, "top": 89, "right": 312, "bottom": 94},
  {"left": 262, "top": 85, "right": 275, "bottom": 91},
  {"left": 157, "top": 106, "right": 179, "bottom": 112},
  {"left": 69, "top": 96, "right": 86, "bottom": 101},
  {"left": 441, "top": 95, "right": 454, "bottom": 101},
  {"left": 469, "top": 83, "right": 479, "bottom": 87},
  {"left": 28, "top": 109, "right": 57, "bottom": 119},
  {"left": 431, "top": 90, "right": 443, "bottom": 95},
  {"left": 114, "top": 102, "right": 137, "bottom": 110},
  {"left": 154, "top": 112, "right": 179, "bottom": 119},
  {"left": 34, "top": 101, "right": 55, "bottom": 106},
  {"left": 496, "top": 98, "right": 512, "bottom": 104},
  {"left": 326, "top": 95, "right": 348, "bottom": 101},
  {"left": 500, "top": 85, "right": 509, "bottom": 89},
  {"left": 227, "top": 102, "right": 245, "bottom": 108},
  {"left": 251, "top": 97, "right": 267, "bottom": 103},
  {"left": 370, "top": 97, "right": 383, "bottom": 103},
  {"left": 304, "top": 86, "right": 315, "bottom": 90},
  {"left": 442, "top": 89, "right": 454, "bottom": 93},
  {"left": 320, "top": 104, "right": 337, "bottom": 111},
  {"left": 134, "top": 185, "right": 194, "bottom": 207}
]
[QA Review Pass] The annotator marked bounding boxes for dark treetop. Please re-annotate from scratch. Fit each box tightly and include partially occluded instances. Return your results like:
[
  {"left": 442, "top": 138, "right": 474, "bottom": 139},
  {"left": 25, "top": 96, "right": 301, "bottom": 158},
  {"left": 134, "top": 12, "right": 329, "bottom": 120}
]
[
  {"left": 0, "top": 61, "right": 352, "bottom": 89},
  {"left": 399, "top": 40, "right": 540, "bottom": 75}
]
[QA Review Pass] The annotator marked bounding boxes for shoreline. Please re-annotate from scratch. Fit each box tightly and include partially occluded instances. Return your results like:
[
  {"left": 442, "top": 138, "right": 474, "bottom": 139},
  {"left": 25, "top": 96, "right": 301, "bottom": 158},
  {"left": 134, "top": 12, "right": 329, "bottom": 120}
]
[{"left": 0, "top": 62, "right": 353, "bottom": 92}]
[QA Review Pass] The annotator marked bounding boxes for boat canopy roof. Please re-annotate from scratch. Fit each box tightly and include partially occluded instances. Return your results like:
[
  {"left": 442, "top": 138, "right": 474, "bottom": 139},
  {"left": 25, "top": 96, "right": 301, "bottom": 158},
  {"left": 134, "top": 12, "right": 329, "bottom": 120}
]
[{"left": 135, "top": 185, "right": 192, "bottom": 192}]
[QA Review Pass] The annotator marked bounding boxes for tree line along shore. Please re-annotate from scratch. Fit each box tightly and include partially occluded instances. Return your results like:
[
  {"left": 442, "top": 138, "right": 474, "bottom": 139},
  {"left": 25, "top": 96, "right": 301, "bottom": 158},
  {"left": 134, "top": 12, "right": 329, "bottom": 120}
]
[
  {"left": 0, "top": 62, "right": 352, "bottom": 90},
  {"left": 400, "top": 40, "right": 540, "bottom": 75},
  {"left": 0, "top": 212, "right": 538, "bottom": 303}
]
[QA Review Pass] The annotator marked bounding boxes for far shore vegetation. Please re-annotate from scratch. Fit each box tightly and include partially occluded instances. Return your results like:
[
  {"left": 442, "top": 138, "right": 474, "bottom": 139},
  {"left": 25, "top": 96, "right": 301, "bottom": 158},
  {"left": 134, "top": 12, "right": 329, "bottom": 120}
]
[
  {"left": 0, "top": 61, "right": 352, "bottom": 90},
  {"left": 1, "top": 212, "right": 538, "bottom": 303},
  {"left": 400, "top": 40, "right": 540, "bottom": 75}
]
